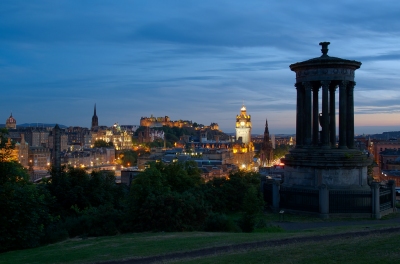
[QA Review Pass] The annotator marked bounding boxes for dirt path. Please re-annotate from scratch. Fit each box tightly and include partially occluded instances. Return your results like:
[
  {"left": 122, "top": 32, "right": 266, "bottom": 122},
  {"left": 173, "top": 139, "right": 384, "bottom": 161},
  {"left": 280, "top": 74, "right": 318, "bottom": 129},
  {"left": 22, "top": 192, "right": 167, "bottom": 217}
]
[{"left": 101, "top": 226, "right": 400, "bottom": 264}]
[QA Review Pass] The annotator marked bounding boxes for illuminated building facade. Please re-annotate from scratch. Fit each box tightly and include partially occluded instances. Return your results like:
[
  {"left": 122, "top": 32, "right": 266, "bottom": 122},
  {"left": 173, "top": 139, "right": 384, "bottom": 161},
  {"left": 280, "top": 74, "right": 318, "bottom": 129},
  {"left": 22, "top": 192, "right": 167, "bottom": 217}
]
[
  {"left": 15, "top": 134, "right": 29, "bottom": 167},
  {"left": 28, "top": 146, "right": 51, "bottom": 170},
  {"left": 92, "top": 126, "right": 132, "bottom": 150},
  {"left": 233, "top": 105, "right": 255, "bottom": 170},
  {"left": 140, "top": 115, "right": 192, "bottom": 128},
  {"left": 235, "top": 105, "right": 251, "bottom": 144},
  {"left": 5, "top": 113, "right": 16, "bottom": 129}
]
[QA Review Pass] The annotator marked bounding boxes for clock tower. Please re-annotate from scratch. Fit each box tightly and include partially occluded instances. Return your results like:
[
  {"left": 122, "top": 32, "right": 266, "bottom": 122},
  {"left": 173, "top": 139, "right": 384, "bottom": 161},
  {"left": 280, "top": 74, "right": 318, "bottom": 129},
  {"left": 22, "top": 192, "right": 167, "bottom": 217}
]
[{"left": 235, "top": 105, "right": 251, "bottom": 144}]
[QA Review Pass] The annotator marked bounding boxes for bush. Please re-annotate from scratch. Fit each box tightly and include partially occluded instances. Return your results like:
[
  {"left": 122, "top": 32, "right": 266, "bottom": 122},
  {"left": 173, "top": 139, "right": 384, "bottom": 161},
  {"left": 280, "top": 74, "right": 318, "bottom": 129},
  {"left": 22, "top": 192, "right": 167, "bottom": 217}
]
[
  {"left": 204, "top": 213, "right": 229, "bottom": 232},
  {"left": 0, "top": 181, "right": 54, "bottom": 252},
  {"left": 204, "top": 213, "right": 239, "bottom": 232},
  {"left": 238, "top": 213, "right": 256, "bottom": 233},
  {"left": 41, "top": 221, "right": 69, "bottom": 244},
  {"left": 63, "top": 205, "right": 122, "bottom": 238}
]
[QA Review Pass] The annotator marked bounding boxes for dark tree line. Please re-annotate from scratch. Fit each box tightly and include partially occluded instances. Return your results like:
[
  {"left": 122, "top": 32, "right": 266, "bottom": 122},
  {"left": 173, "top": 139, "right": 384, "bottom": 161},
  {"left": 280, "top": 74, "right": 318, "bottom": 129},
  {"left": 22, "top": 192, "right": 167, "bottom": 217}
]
[{"left": 1, "top": 130, "right": 264, "bottom": 253}]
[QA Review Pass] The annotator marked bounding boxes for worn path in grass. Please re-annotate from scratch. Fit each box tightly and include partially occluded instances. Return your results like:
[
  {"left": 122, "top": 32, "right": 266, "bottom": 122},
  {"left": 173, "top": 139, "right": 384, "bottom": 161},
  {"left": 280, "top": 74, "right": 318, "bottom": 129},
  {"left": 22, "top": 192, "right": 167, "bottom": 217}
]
[
  {"left": 103, "top": 217, "right": 400, "bottom": 264},
  {"left": 273, "top": 212, "right": 400, "bottom": 231}
]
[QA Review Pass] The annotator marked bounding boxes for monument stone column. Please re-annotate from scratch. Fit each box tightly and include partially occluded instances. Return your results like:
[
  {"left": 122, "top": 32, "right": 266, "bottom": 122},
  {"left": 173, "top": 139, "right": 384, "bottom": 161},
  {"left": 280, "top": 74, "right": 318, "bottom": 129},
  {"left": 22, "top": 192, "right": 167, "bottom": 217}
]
[
  {"left": 321, "top": 81, "right": 330, "bottom": 147},
  {"left": 347, "top": 82, "right": 355, "bottom": 148},
  {"left": 329, "top": 85, "right": 336, "bottom": 147},
  {"left": 338, "top": 81, "right": 348, "bottom": 149},
  {"left": 296, "top": 83, "right": 304, "bottom": 147},
  {"left": 312, "top": 85, "right": 320, "bottom": 145},
  {"left": 303, "top": 82, "right": 312, "bottom": 146}
]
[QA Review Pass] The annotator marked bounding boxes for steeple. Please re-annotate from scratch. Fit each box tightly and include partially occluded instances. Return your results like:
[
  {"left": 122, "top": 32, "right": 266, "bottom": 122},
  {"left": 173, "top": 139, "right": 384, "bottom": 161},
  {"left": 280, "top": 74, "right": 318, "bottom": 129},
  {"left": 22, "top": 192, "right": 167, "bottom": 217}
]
[
  {"left": 91, "top": 103, "right": 99, "bottom": 129},
  {"left": 264, "top": 118, "right": 270, "bottom": 139}
]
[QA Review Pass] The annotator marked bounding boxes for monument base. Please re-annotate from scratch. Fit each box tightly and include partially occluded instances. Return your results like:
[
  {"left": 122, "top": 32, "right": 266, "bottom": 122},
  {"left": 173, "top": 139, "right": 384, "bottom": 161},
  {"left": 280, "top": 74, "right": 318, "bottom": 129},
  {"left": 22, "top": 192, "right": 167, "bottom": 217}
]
[{"left": 282, "top": 148, "right": 372, "bottom": 189}]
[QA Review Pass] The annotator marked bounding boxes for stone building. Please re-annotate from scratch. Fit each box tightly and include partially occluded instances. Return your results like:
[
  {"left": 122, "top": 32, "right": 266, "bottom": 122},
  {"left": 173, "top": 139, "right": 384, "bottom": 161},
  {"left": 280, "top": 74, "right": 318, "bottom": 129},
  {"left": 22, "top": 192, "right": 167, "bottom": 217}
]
[
  {"left": 371, "top": 139, "right": 400, "bottom": 168},
  {"left": 28, "top": 146, "right": 51, "bottom": 170},
  {"left": 14, "top": 134, "right": 29, "bottom": 167},
  {"left": 235, "top": 105, "right": 251, "bottom": 144},
  {"left": 62, "top": 147, "right": 115, "bottom": 168},
  {"left": 233, "top": 105, "right": 255, "bottom": 171},
  {"left": 48, "top": 129, "right": 69, "bottom": 152},
  {"left": 23, "top": 127, "right": 49, "bottom": 147},
  {"left": 378, "top": 148, "right": 400, "bottom": 170},
  {"left": 140, "top": 115, "right": 193, "bottom": 128},
  {"left": 5, "top": 113, "right": 16, "bottom": 129}
]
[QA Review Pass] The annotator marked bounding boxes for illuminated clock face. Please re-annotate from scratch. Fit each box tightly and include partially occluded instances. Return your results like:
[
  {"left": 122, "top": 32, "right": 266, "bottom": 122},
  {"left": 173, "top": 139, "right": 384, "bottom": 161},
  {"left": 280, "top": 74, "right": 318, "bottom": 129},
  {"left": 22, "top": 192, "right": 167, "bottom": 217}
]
[{"left": 240, "top": 121, "right": 245, "bottom": 126}]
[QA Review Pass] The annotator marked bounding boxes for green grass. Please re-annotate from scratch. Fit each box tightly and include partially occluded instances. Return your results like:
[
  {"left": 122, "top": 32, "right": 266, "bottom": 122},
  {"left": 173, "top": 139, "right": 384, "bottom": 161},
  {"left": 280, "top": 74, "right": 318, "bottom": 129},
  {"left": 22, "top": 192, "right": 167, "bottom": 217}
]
[
  {"left": 1, "top": 212, "right": 399, "bottom": 264},
  {"left": 178, "top": 232, "right": 400, "bottom": 264}
]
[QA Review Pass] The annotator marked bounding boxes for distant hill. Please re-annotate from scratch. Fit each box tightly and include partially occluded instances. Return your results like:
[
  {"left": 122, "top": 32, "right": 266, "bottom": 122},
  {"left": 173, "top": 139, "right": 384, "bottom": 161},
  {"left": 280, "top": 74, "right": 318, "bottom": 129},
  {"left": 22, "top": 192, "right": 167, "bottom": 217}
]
[{"left": 17, "top": 123, "right": 68, "bottom": 129}]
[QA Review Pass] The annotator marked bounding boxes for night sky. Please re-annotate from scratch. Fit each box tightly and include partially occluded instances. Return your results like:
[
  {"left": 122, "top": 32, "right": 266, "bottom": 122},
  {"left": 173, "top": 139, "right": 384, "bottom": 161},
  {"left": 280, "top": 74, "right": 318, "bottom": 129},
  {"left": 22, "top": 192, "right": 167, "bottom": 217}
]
[{"left": 2, "top": 1, "right": 400, "bottom": 134}]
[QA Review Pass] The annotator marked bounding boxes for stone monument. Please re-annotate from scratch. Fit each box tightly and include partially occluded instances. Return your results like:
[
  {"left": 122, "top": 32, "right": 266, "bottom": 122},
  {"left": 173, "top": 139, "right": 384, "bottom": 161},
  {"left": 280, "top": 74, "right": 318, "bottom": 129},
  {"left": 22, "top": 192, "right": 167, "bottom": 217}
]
[{"left": 282, "top": 42, "right": 371, "bottom": 190}]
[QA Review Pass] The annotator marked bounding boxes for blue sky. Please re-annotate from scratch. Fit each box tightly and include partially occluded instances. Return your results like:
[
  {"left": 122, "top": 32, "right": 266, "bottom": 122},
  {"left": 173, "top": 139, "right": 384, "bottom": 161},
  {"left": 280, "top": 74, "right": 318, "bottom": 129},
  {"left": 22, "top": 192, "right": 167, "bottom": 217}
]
[{"left": 1, "top": 0, "right": 400, "bottom": 134}]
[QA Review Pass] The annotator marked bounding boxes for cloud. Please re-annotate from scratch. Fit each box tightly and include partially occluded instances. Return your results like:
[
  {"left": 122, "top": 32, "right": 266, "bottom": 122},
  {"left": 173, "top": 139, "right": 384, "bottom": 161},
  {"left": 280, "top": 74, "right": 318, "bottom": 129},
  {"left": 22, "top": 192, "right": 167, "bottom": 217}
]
[{"left": 1, "top": 0, "right": 400, "bottom": 134}]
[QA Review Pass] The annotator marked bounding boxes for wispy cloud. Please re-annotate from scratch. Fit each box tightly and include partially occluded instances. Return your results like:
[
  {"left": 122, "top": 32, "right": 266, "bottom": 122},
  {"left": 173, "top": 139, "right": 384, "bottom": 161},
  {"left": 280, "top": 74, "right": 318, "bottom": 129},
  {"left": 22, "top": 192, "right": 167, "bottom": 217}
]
[{"left": 1, "top": 0, "right": 400, "bottom": 133}]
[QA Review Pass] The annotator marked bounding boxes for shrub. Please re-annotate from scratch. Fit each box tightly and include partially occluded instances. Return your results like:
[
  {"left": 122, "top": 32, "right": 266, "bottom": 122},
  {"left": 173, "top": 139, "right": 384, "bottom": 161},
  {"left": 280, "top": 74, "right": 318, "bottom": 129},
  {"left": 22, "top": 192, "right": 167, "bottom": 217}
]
[
  {"left": 41, "top": 221, "right": 69, "bottom": 244},
  {"left": 204, "top": 213, "right": 239, "bottom": 232},
  {"left": 238, "top": 213, "right": 256, "bottom": 233}
]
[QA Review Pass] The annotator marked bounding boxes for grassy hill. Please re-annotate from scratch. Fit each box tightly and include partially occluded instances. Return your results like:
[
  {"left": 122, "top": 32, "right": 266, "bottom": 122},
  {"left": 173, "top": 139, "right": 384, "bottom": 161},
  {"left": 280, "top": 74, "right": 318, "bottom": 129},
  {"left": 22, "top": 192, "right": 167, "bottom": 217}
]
[{"left": 1, "top": 212, "right": 399, "bottom": 264}]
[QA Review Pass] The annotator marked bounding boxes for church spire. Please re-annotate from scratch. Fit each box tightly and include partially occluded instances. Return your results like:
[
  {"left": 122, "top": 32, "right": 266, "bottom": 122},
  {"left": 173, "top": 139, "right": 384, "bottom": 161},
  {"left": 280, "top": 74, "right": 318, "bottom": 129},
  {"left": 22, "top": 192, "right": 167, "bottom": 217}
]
[
  {"left": 91, "top": 103, "right": 99, "bottom": 129},
  {"left": 261, "top": 117, "right": 273, "bottom": 167},
  {"left": 264, "top": 118, "right": 270, "bottom": 137}
]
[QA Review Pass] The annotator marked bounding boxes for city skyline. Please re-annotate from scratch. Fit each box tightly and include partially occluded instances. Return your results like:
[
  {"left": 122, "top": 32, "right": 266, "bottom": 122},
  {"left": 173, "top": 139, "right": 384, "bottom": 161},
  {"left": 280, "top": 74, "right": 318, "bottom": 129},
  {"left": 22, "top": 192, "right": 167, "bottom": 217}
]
[{"left": 2, "top": 1, "right": 400, "bottom": 134}]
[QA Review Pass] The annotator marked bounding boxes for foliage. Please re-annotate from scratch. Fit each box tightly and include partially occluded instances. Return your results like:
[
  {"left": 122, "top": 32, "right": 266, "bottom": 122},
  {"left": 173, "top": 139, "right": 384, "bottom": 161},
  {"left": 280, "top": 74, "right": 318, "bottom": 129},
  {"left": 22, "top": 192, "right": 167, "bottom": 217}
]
[
  {"left": 0, "top": 160, "right": 30, "bottom": 185},
  {"left": 367, "top": 161, "right": 376, "bottom": 185},
  {"left": 0, "top": 161, "right": 55, "bottom": 252},
  {"left": 117, "top": 149, "right": 149, "bottom": 167},
  {"left": 273, "top": 144, "right": 291, "bottom": 160},
  {"left": 45, "top": 167, "right": 128, "bottom": 239},
  {"left": 63, "top": 204, "right": 123, "bottom": 237},
  {"left": 0, "top": 133, "right": 270, "bottom": 253},
  {"left": 93, "top": 139, "right": 113, "bottom": 148},
  {"left": 0, "top": 128, "right": 16, "bottom": 162},
  {"left": 238, "top": 186, "right": 264, "bottom": 232},
  {"left": 203, "top": 213, "right": 239, "bottom": 232},
  {"left": 126, "top": 161, "right": 207, "bottom": 231},
  {"left": 203, "top": 171, "right": 264, "bottom": 214},
  {"left": 48, "top": 167, "right": 126, "bottom": 217}
]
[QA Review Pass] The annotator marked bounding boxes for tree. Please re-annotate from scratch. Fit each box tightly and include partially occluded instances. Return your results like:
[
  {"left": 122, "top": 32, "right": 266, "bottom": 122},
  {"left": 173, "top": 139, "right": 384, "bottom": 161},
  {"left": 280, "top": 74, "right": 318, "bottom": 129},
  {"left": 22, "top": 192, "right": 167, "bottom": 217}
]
[
  {"left": 46, "top": 167, "right": 128, "bottom": 238},
  {"left": 0, "top": 128, "right": 15, "bottom": 162},
  {"left": 93, "top": 140, "right": 113, "bottom": 148},
  {"left": 273, "top": 144, "right": 291, "bottom": 161},
  {"left": 0, "top": 140, "right": 54, "bottom": 252},
  {"left": 203, "top": 171, "right": 263, "bottom": 214},
  {"left": 126, "top": 161, "right": 207, "bottom": 232},
  {"left": 238, "top": 186, "right": 264, "bottom": 232}
]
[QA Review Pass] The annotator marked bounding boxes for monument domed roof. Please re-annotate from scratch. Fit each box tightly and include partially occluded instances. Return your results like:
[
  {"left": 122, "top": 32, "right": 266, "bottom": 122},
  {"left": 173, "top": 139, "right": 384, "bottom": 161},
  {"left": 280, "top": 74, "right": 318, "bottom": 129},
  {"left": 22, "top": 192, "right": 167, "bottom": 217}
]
[{"left": 290, "top": 42, "right": 361, "bottom": 72}]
